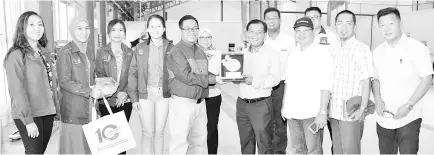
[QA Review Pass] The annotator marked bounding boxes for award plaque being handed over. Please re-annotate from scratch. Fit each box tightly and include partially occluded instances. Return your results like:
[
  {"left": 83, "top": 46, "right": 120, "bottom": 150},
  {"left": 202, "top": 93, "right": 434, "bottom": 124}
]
[{"left": 221, "top": 52, "right": 245, "bottom": 82}]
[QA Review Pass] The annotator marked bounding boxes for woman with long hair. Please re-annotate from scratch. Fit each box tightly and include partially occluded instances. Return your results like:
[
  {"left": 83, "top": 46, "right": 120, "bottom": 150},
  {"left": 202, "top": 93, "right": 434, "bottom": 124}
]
[
  {"left": 128, "top": 14, "right": 173, "bottom": 154},
  {"left": 95, "top": 19, "right": 134, "bottom": 154},
  {"left": 4, "top": 11, "right": 57, "bottom": 154},
  {"left": 57, "top": 16, "right": 102, "bottom": 154},
  {"left": 198, "top": 28, "right": 223, "bottom": 154}
]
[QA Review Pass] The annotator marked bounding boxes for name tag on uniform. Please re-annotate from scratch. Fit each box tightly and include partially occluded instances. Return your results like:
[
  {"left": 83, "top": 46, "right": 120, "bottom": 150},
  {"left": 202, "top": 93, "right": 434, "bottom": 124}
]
[
  {"left": 73, "top": 58, "right": 82, "bottom": 65},
  {"left": 103, "top": 55, "right": 111, "bottom": 62},
  {"left": 320, "top": 37, "right": 330, "bottom": 45},
  {"left": 138, "top": 49, "right": 144, "bottom": 55}
]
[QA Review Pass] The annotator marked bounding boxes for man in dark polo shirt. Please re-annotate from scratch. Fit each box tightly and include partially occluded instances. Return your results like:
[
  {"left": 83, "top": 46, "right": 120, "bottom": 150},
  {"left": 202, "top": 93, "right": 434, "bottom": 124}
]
[{"left": 166, "top": 15, "right": 223, "bottom": 154}]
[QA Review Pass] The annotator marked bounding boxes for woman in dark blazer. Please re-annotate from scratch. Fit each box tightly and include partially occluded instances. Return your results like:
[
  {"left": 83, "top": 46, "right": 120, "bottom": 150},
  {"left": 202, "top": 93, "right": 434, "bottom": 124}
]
[
  {"left": 4, "top": 11, "right": 57, "bottom": 154},
  {"left": 127, "top": 14, "right": 173, "bottom": 154},
  {"left": 57, "top": 16, "right": 102, "bottom": 154}
]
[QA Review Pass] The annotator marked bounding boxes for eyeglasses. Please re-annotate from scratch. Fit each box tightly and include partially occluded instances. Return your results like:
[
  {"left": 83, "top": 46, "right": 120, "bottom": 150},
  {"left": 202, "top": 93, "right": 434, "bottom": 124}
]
[
  {"left": 181, "top": 27, "right": 199, "bottom": 32},
  {"left": 199, "top": 36, "right": 212, "bottom": 40},
  {"left": 294, "top": 28, "right": 312, "bottom": 34},
  {"left": 336, "top": 20, "right": 354, "bottom": 26},
  {"left": 308, "top": 15, "right": 320, "bottom": 21}
]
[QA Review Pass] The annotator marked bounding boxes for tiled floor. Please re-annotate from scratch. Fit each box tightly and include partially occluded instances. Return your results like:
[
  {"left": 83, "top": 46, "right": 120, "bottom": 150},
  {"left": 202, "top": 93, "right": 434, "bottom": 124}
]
[{"left": 1, "top": 83, "right": 434, "bottom": 154}]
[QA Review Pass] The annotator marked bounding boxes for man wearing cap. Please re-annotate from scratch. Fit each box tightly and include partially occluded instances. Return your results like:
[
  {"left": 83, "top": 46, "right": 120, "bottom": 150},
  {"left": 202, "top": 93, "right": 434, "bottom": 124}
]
[
  {"left": 236, "top": 19, "right": 280, "bottom": 154},
  {"left": 263, "top": 7, "right": 296, "bottom": 154},
  {"left": 281, "top": 17, "right": 333, "bottom": 154},
  {"left": 328, "top": 10, "right": 375, "bottom": 154},
  {"left": 305, "top": 7, "right": 338, "bottom": 46}
]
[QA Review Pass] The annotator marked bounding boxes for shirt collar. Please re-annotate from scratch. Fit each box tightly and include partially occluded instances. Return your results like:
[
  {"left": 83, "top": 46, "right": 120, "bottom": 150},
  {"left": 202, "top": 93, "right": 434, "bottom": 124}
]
[
  {"left": 319, "top": 26, "right": 327, "bottom": 34},
  {"left": 341, "top": 36, "right": 357, "bottom": 48},
  {"left": 386, "top": 34, "right": 406, "bottom": 48},
  {"left": 70, "top": 42, "right": 81, "bottom": 53},
  {"left": 179, "top": 39, "right": 196, "bottom": 50}
]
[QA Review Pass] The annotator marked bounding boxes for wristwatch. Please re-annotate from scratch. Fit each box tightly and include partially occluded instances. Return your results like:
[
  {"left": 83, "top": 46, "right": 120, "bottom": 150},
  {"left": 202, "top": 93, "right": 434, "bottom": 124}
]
[{"left": 407, "top": 104, "right": 414, "bottom": 110}]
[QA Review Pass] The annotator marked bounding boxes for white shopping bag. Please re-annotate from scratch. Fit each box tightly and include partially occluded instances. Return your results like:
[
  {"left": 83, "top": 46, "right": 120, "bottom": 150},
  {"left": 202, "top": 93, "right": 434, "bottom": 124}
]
[{"left": 82, "top": 97, "right": 136, "bottom": 155}]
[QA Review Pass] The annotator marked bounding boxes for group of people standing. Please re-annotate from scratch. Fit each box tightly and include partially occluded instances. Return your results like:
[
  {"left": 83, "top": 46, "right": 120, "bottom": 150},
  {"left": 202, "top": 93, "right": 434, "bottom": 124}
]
[
  {"left": 241, "top": 6, "right": 431, "bottom": 155},
  {"left": 3, "top": 5, "right": 432, "bottom": 155}
]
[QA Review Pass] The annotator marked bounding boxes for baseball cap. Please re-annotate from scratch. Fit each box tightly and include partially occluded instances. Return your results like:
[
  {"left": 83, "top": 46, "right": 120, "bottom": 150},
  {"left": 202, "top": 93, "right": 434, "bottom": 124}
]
[{"left": 293, "top": 17, "right": 314, "bottom": 29}]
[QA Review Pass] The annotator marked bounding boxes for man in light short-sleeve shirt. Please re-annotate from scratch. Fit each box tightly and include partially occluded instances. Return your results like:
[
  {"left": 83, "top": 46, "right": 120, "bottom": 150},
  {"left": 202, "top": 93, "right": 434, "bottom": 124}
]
[{"left": 372, "top": 7, "right": 433, "bottom": 154}]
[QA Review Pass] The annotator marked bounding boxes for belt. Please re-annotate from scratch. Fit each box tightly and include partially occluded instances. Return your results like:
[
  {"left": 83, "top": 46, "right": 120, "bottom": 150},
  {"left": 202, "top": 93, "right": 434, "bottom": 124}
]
[
  {"left": 171, "top": 95, "right": 202, "bottom": 104},
  {"left": 241, "top": 97, "right": 268, "bottom": 103}
]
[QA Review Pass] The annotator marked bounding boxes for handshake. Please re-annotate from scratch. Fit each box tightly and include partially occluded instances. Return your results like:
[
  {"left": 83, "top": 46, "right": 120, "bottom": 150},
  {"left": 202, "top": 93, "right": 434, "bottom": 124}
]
[{"left": 90, "top": 77, "right": 118, "bottom": 99}]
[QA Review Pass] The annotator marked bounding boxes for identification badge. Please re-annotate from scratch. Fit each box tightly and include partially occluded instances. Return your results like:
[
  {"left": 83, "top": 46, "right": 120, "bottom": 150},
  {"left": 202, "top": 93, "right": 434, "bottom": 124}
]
[
  {"left": 320, "top": 37, "right": 330, "bottom": 45},
  {"left": 138, "top": 49, "right": 144, "bottom": 55},
  {"left": 103, "top": 55, "right": 111, "bottom": 62},
  {"left": 73, "top": 58, "right": 82, "bottom": 65}
]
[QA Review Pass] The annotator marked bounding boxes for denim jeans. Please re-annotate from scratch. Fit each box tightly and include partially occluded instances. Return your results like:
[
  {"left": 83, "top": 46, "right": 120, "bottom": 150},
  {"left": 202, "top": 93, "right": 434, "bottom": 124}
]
[
  {"left": 138, "top": 86, "right": 169, "bottom": 154},
  {"left": 287, "top": 117, "right": 324, "bottom": 154},
  {"left": 329, "top": 118, "right": 364, "bottom": 154},
  {"left": 377, "top": 118, "right": 422, "bottom": 154}
]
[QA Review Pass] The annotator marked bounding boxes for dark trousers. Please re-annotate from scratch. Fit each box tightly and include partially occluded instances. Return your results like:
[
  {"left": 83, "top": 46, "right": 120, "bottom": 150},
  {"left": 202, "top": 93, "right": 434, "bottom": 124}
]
[
  {"left": 377, "top": 118, "right": 422, "bottom": 154},
  {"left": 236, "top": 97, "right": 273, "bottom": 154},
  {"left": 99, "top": 102, "right": 133, "bottom": 154},
  {"left": 327, "top": 120, "right": 334, "bottom": 154},
  {"left": 205, "top": 95, "right": 222, "bottom": 154},
  {"left": 14, "top": 114, "right": 55, "bottom": 154},
  {"left": 270, "top": 81, "right": 287, "bottom": 154}
]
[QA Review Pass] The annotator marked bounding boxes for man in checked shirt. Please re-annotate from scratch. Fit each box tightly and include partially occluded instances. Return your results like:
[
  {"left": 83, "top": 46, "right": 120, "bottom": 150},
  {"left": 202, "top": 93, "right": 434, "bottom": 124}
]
[{"left": 328, "top": 10, "right": 375, "bottom": 154}]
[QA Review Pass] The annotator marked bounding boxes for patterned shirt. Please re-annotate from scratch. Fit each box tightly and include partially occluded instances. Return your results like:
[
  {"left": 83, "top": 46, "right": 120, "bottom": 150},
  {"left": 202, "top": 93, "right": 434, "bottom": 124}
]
[
  {"left": 329, "top": 36, "right": 375, "bottom": 121},
  {"left": 112, "top": 48, "right": 123, "bottom": 85}
]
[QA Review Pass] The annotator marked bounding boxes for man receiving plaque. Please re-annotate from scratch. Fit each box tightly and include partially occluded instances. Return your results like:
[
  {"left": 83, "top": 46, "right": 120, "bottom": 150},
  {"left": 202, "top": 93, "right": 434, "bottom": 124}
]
[{"left": 235, "top": 19, "right": 280, "bottom": 154}]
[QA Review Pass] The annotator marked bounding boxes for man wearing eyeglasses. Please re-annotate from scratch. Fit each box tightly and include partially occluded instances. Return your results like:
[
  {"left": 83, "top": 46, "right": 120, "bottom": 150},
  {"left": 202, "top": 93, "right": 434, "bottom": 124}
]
[
  {"left": 263, "top": 7, "right": 296, "bottom": 154},
  {"left": 166, "top": 15, "right": 224, "bottom": 154},
  {"left": 282, "top": 17, "right": 333, "bottom": 154},
  {"left": 236, "top": 19, "right": 280, "bottom": 154},
  {"left": 328, "top": 10, "right": 375, "bottom": 154},
  {"left": 372, "top": 7, "right": 433, "bottom": 154},
  {"left": 304, "top": 7, "right": 338, "bottom": 46}
]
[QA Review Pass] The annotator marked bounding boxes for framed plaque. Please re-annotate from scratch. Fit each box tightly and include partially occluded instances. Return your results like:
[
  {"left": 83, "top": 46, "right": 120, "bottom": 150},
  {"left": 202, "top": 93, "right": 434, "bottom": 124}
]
[{"left": 221, "top": 52, "right": 245, "bottom": 82}]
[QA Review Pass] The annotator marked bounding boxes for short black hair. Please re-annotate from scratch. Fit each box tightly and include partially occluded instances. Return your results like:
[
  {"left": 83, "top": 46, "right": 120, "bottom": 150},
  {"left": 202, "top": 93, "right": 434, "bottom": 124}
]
[
  {"left": 377, "top": 7, "right": 401, "bottom": 21},
  {"left": 305, "top": 7, "right": 322, "bottom": 17},
  {"left": 107, "top": 19, "right": 126, "bottom": 35},
  {"left": 246, "top": 19, "right": 267, "bottom": 33},
  {"left": 335, "top": 10, "right": 356, "bottom": 24},
  {"left": 264, "top": 7, "right": 280, "bottom": 19},
  {"left": 178, "top": 15, "right": 199, "bottom": 29}
]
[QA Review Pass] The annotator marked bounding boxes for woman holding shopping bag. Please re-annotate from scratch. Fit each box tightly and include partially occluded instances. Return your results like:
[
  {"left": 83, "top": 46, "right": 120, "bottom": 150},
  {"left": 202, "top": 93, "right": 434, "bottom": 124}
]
[
  {"left": 4, "top": 11, "right": 57, "bottom": 154},
  {"left": 57, "top": 16, "right": 103, "bottom": 154},
  {"left": 95, "top": 19, "right": 134, "bottom": 154},
  {"left": 127, "top": 14, "right": 173, "bottom": 154}
]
